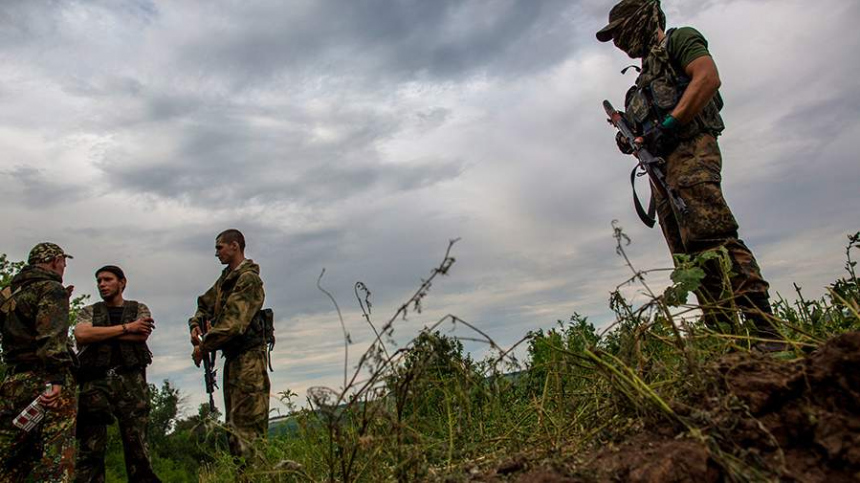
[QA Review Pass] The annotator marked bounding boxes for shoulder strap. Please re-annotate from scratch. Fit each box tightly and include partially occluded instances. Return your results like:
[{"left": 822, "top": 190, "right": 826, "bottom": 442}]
[
  {"left": 124, "top": 300, "right": 140, "bottom": 322},
  {"left": 0, "top": 279, "right": 41, "bottom": 315},
  {"left": 631, "top": 167, "right": 657, "bottom": 228},
  {"left": 92, "top": 301, "right": 109, "bottom": 326},
  {"left": 0, "top": 286, "right": 23, "bottom": 314}
]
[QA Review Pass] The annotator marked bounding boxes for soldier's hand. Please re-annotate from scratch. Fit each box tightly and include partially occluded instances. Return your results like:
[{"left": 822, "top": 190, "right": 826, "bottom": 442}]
[
  {"left": 192, "top": 346, "right": 203, "bottom": 367},
  {"left": 642, "top": 125, "right": 679, "bottom": 157},
  {"left": 615, "top": 131, "right": 634, "bottom": 155},
  {"left": 190, "top": 326, "right": 202, "bottom": 346},
  {"left": 39, "top": 384, "right": 63, "bottom": 409},
  {"left": 127, "top": 317, "right": 154, "bottom": 335},
  {"left": 65, "top": 285, "right": 75, "bottom": 298}
]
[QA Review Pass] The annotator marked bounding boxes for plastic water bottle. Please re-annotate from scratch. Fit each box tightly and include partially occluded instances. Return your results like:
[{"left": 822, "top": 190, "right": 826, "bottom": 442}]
[{"left": 12, "top": 383, "right": 51, "bottom": 432}]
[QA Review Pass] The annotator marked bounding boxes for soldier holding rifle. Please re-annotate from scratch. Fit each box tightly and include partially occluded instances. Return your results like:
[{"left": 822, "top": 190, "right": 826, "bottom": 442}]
[
  {"left": 189, "top": 229, "right": 271, "bottom": 461},
  {"left": 597, "top": 0, "right": 780, "bottom": 344}
]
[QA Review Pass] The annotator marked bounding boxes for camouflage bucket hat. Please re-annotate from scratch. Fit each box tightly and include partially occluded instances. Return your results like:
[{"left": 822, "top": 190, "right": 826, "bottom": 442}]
[
  {"left": 596, "top": 0, "right": 652, "bottom": 42},
  {"left": 28, "top": 242, "right": 73, "bottom": 265}
]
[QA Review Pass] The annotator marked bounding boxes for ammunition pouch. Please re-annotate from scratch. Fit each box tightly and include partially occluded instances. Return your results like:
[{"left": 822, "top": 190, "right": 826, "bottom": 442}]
[{"left": 221, "top": 308, "right": 275, "bottom": 361}]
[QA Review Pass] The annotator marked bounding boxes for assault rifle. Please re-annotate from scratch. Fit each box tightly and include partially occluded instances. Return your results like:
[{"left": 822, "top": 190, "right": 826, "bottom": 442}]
[
  {"left": 603, "top": 100, "right": 688, "bottom": 227},
  {"left": 198, "top": 321, "right": 218, "bottom": 412}
]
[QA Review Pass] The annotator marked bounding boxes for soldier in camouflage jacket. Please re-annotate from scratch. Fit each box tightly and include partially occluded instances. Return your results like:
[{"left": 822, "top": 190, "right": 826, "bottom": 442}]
[
  {"left": 189, "top": 229, "right": 270, "bottom": 461},
  {"left": 0, "top": 242, "right": 77, "bottom": 482}
]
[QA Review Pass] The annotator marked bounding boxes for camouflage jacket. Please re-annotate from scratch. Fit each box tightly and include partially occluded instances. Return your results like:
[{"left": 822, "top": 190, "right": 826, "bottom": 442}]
[
  {"left": 0, "top": 265, "right": 73, "bottom": 381},
  {"left": 189, "top": 260, "right": 264, "bottom": 354}
]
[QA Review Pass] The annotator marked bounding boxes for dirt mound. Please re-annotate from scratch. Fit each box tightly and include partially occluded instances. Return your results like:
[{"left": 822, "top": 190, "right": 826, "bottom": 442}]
[{"left": 480, "top": 331, "right": 860, "bottom": 482}]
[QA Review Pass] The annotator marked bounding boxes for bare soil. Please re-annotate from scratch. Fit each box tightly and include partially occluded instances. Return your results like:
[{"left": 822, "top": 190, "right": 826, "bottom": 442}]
[{"left": 471, "top": 331, "right": 860, "bottom": 482}]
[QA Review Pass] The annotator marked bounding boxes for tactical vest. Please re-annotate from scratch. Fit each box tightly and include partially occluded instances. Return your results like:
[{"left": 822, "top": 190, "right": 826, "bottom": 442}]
[
  {"left": 221, "top": 308, "right": 275, "bottom": 360},
  {"left": 624, "top": 29, "right": 725, "bottom": 140},
  {"left": 77, "top": 301, "right": 152, "bottom": 372},
  {"left": 213, "top": 275, "right": 275, "bottom": 360}
]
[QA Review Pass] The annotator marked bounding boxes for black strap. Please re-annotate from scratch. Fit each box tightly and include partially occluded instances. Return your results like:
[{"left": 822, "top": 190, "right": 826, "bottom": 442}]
[{"left": 631, "top": 166, "right": 657, "bottom": 228}]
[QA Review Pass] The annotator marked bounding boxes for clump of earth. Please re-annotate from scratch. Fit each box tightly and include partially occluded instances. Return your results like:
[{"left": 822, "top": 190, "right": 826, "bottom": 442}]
[{"left": 473, "top": 331, "right": 860, "bottom": 482}]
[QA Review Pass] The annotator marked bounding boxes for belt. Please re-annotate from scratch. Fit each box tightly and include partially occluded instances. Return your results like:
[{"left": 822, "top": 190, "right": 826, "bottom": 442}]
[{"left": 78, "top": 365, "right": 143, "bottom": 382}]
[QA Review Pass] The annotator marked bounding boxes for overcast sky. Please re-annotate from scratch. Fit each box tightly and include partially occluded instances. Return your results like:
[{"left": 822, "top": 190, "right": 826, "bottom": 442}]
[{"left": 2, "top": 0, "right": 858, "bottom": 415}]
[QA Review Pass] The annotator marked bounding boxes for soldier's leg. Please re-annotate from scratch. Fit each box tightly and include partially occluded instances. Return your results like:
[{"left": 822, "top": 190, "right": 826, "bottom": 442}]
[
  {"left": 224, "top": 350, "right": 271, "bottom": 460},
  {"left": 31, "top": 371, "right": 77, "bottom": 483},
  {"left": 667, "top": 134, "right": 774, "bottom": 335},
  {"left": 115, "top": 370, "right": 161, "bottom": 483},
  {"left": 76, "top": 379, "right": 114, "bottom": 483},
  {"left": 0, "top": 371, "right": 43, "bottom": 482}
]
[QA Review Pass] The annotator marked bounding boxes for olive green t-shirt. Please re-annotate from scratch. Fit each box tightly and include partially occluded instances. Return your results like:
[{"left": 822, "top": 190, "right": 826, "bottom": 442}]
[{"left": 667, "top": 27, "right": 711, "bottom": 71}]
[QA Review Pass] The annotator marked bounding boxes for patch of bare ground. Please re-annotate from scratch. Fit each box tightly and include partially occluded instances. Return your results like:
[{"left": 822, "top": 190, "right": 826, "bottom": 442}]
[{"left": 469, "top": 331, "right": 860, "bottom": 482}]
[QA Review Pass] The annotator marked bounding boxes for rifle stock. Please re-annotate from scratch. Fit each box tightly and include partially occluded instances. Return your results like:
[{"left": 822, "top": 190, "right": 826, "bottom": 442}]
[{"left": 603, "top": 100, "right": 688, "bottom": 224}]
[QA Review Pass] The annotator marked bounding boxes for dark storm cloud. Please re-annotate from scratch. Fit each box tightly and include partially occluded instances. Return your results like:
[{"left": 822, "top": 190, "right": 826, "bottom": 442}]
[
  {"left": 99, "top": 110, "right": 465, "bottom": 206},
  {"left": 170, "top": 0, "right": 589, "bottom": 87},
  {"left": 1, "top": 166, "right": 87, "bottom": 208}
]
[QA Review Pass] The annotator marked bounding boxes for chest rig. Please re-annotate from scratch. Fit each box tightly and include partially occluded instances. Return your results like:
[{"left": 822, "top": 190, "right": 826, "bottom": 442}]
[
  {"left": 78, "top": 301, "right": 152, "bottom": 372},
  {"left": 624, "top": 29, "right": 725, "bottom": 140},
  {"left": 212, "top": 272, "right": 274, "bottom": 362}
]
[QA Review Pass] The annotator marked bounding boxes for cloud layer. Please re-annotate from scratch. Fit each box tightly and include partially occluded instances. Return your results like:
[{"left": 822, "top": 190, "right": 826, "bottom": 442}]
[{"left": 2, "top": 0, "right": 858, "bottom": 413}]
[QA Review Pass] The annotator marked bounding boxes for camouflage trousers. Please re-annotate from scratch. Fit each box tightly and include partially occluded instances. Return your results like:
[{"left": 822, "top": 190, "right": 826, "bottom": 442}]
[
  {"left": 654, "top": 134, "right": 775, "bottom": 335},
  {"left": 223, "top": 348, "right": 270, "bottom": 460},
  {"left": 75, "top": 368, "right": 160, "bottom": 483},
  {"left": 0, "top": 368, "right": 77, "bottom": 483}
]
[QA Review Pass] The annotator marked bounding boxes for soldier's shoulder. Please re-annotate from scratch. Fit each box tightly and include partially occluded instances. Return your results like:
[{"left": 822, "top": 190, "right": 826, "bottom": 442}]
[
  {"left": 673, "top": 26, "right": 705, "bottom": 36},
  {"left": 31, "top": 278, "right": 67, "bottom": 298}
]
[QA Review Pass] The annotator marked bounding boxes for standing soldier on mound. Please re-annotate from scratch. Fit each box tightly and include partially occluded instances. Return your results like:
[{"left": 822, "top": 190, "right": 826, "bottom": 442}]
[
  {"left": 189, "top": 229, "right": 270, "bottom": 461},
  {"left": 596, "top": 0, "right": 779, "bottom": 341},
  {"left": 0, "top": 242, "right": 77, "bottom": 482},
  {"left": 73, "top": 265, "right": 161, "bottom": 483}
]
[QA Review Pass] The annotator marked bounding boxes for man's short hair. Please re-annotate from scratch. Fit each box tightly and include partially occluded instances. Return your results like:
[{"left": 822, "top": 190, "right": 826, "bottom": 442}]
[
  {"left": 217, "top": 229, "right": 246, "bottom": 251},
  {"left": 95, "top": 265, "right": 126, "bottom": 281}
]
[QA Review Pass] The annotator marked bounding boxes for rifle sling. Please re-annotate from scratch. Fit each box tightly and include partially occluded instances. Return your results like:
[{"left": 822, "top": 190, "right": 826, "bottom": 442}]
[{"left": 631, "top": 166, "right": 657, "bottom": 228}]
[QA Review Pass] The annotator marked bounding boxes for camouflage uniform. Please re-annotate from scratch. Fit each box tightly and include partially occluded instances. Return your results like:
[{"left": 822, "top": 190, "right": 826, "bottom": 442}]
[
  {"left": 75, "top": 302, "right": 160, "bottom": 483},
  {"left": 598, "top": 0, "right": 775, "bottom": 334},
  {"left": 189, "top": 260, "right": 269, "bottom": 459},
  {"left": 0, "top": 243, "right": 77, "bottom": 482}
]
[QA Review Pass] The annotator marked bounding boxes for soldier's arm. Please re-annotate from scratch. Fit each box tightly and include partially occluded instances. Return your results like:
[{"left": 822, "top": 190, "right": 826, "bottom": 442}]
[
  {"left": 75, "top": 303, "right": 153, "bottom": 343},
  {"left": 669, "top": 55, "right": 721, "bottom": 124},
  {"left": 115, "top": 302, "right": 153, "bottom": 342},
  {"left": 34, "top": 282, "right": 72, "bottom": 383},
  {"left": 189, "top": 283, "right": 217, "bottom": 333},
  {"left": 199, "top": 273, "right": 264, "bottom": 352}
]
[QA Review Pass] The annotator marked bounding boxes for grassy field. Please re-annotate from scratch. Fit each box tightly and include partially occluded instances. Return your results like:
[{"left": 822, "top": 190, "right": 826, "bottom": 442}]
[{"left": 184, "top": 229, "right": 860, "bottom": 482}]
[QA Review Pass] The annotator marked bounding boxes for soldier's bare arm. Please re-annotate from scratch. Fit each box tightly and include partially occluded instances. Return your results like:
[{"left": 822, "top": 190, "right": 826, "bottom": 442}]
[
  {"left": 116, "top": 303, "right": 154, "bottom": 341},
  {"left": 670, "top": 55, "right": 721, "bottom": 124},
  {"left": 74, "top": 304, "right": 154, "bottom": 344}
]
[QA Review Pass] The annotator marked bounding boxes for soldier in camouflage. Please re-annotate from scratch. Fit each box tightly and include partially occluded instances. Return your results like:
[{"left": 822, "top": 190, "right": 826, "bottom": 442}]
[
  {"left": 189, "top": 229, "right": 270, "bottom": 461},
  {"left": 73, "top": 265, "right": 161, "bottom": 483},
  {"left": 597, "top": 0, "right": 778, "bottom": 340},
  {"left": 0, "top": 242, "right": 77, "bottom": 482}
]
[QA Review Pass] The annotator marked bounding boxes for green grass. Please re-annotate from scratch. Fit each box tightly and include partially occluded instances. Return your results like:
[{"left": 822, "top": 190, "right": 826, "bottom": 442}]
[{"left": 190, "top": 230, "right": 860, "bottom": 482}]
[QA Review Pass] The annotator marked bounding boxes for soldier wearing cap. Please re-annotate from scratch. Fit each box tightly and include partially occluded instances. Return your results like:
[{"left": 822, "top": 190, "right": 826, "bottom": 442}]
[
  {"left": 596, "top": 0, "right": 778, "bottom": 340},
  {"left": 0, "top": 242, "right": 78, "bottom": 482},
  {"left": 73, "top": 265, "right": 161, "bottom": 483}
]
